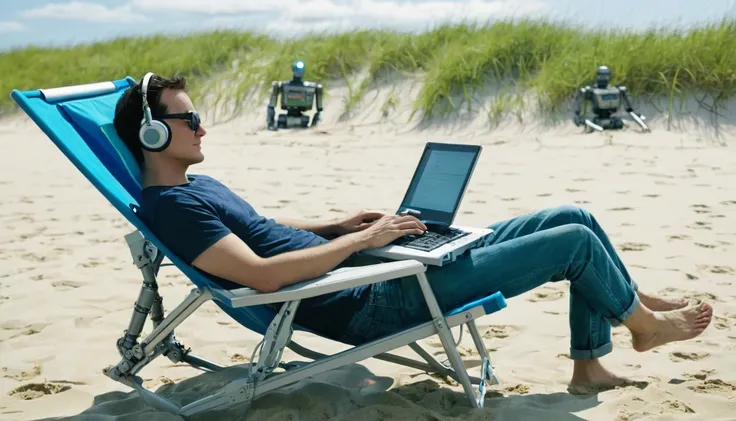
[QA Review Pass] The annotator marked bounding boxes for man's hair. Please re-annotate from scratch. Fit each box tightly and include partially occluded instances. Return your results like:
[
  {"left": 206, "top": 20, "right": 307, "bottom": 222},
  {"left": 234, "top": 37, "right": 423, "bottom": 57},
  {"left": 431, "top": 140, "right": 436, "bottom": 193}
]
[{"left": 113, "top": 74, "right": 188, "bottom": 165}]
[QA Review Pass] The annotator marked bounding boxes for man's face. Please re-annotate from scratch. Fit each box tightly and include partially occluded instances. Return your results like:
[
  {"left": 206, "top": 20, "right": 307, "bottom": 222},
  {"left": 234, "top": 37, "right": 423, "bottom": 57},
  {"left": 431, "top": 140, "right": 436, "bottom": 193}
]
[{"left": 156, "top": 88, "right": 207, "bottom": 166}]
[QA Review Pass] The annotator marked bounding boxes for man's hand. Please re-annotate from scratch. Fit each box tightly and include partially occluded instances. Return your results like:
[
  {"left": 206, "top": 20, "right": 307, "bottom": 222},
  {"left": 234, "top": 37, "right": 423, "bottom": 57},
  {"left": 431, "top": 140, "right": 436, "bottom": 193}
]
[
  {"left": 355, "top": 214, "right": 427, "bottom": 250},
  {"left": 335, "top": 209, "right": 386, "bottom": 236}
]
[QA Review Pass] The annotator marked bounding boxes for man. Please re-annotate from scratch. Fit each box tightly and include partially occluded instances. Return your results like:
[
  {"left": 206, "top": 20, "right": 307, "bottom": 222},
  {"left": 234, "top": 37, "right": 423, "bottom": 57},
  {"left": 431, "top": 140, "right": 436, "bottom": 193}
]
[{"left": 113, "top": 73, "right": 713, "bottom": 392}]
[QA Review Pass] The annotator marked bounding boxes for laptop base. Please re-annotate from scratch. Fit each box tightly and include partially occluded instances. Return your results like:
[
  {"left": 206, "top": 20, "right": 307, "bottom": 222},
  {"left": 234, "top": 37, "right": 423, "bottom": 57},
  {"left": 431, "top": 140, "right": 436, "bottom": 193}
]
[{"left": 361, "top": 226, "right": 495, "bottom": 267}]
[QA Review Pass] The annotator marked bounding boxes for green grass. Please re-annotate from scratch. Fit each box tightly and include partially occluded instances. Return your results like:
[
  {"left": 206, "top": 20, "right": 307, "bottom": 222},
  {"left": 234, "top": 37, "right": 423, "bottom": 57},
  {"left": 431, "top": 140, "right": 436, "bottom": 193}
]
[{"left": 2, "top": 18, "right": 735, "bottom": 121}]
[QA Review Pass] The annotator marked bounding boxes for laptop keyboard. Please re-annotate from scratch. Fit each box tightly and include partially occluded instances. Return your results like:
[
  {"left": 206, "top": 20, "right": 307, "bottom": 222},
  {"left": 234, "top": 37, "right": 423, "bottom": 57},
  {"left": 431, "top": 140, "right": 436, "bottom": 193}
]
[{"left": 392, "top": 227, "right": 470, "bottom": 252}]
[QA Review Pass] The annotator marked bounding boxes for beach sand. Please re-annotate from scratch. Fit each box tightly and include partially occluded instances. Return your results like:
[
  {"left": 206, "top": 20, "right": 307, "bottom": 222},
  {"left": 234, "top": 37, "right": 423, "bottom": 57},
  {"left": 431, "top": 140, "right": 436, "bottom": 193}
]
[{"left": 1, "top": 80, "right": 735, "bottom": 421}]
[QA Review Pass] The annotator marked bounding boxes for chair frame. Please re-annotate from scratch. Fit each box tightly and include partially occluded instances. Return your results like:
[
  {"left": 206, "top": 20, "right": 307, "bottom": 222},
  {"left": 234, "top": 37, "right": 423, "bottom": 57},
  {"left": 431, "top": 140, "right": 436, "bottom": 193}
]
[
  {"left": 105, "top": 230, "right": 504, "bottom": 418},
  {"left": 9, "top": 77, "right": 507, "bottom": 419}
]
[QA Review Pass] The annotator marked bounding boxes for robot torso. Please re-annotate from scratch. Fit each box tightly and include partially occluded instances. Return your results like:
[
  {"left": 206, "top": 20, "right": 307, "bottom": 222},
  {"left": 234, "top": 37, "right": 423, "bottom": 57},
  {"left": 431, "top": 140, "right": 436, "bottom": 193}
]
[
  {"left": 279, "top": 80, "right": 318, "bottom": 111},
  {"left": 589, "top": 86, "right": 621, "bottom": 113}
]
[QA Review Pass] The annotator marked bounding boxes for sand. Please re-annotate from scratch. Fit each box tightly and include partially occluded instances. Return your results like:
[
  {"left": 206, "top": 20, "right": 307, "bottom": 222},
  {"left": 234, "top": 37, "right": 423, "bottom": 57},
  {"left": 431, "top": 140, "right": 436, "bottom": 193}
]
[{"left": 0, "top": 78, "right": 735, "bottom": 421}]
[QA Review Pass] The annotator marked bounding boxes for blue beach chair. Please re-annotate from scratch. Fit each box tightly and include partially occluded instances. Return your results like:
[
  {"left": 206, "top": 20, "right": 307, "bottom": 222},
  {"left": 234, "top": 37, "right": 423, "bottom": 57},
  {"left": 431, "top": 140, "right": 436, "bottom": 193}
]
[{"left": 10, "top": 77, "right": 508, "bottom": 418}]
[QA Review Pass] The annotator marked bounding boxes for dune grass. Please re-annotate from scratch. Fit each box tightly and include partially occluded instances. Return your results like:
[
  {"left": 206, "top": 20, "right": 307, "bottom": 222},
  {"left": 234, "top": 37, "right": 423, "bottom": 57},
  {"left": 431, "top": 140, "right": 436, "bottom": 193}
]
[{"left": 2, "top": 18, "right": 735, "bottom": 121}]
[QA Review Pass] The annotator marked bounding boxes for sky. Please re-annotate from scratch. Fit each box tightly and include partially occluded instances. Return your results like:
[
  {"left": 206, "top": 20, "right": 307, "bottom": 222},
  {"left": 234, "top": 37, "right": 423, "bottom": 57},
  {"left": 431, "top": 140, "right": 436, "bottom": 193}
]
[{"left": 0, "top": 0, "right": 734, "bottom": 51}]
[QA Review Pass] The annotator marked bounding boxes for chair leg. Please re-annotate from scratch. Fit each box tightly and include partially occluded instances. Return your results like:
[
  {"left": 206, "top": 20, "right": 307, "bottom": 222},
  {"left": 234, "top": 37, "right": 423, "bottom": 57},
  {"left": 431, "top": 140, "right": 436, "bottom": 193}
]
[
  {"left": 105, "top": 231, "right": 212, "bottom": 381},
  {"left": 415, "top": 273, "right": 479, "bottom": 408},
  {"left": 466, "top": 320, "right": 500, "bottom": 386}
]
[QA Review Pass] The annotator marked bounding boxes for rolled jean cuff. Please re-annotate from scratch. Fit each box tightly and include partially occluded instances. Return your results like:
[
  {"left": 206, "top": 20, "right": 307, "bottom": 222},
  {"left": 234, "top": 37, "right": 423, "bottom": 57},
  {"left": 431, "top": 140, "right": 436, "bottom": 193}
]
[
  {"left": 570, "top": 341, "right": 613, "bottom": 360},
  {"left": 607, "top": 292, "right": 640, "bottom": 327},
  {"left": 630, "top": 279, "right": 639, "bottom": 292}
]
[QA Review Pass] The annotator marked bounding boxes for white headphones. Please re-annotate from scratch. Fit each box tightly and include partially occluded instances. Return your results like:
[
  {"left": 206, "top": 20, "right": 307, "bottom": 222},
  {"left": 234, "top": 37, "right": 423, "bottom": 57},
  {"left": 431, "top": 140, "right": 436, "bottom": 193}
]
[{"left": 138, "top": 72, "right": 171, "bottom": 152}]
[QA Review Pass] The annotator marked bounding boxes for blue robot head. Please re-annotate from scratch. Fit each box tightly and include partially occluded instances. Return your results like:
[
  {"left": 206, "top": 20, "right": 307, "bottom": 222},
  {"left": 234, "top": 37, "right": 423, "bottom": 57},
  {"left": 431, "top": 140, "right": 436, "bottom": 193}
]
[
  {"left": 292, "top": 60, "right": 305, "bottom": 80},
  {"left": 596, "top": 65, "right": 611, "bottom": 89}
]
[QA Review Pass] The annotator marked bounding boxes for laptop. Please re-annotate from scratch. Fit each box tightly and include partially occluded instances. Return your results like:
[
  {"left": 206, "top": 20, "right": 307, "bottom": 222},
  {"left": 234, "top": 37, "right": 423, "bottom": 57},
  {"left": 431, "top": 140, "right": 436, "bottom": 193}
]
[{"left": 361, "top": 142, "right": 494, "bottom": 267}]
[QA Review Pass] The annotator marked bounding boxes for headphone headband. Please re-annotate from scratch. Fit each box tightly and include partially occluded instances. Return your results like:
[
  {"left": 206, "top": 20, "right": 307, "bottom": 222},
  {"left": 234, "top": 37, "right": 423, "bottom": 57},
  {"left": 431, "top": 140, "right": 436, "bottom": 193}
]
[{"left": 141, "top": 72, "right": 155, "bottom": 125}]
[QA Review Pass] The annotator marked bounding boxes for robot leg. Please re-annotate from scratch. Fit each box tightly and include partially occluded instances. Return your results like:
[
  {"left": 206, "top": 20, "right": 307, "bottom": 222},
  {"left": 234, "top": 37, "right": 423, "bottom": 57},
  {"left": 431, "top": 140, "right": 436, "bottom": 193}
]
[
  {"left": 277, "top": 114, "right": 287, "bottom": 129},
  {"left": 267, "top": 106, "right": 276, "bottom": 130},
  {"left": 611, "top": 117, "right": 625, "bottom": 130}
]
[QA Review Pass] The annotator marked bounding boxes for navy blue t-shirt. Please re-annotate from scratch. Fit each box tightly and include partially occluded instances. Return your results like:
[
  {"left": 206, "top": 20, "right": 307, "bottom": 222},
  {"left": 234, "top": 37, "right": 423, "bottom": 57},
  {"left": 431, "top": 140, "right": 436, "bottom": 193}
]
[{"left": 137, "top": 174, "right": 369, "bottom": 339}]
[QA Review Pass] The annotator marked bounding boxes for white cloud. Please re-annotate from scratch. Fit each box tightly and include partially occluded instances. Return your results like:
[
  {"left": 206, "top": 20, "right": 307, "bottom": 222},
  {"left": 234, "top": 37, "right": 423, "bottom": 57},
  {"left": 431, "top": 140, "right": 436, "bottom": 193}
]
[
  {"left": 0, "top": 21, "right": 27, "bottom": 33},
  {"left": 20, "top": 2, "right": 146, "bottom": 23},
  {"left": 131, "top": 0, "right": 279, "bottom": 14},
  {"left": 132, "top": 0, "right": 548, "bottom": 20},
  {"left": 172, "top": 0, "right": 550, "bottom": 35}
]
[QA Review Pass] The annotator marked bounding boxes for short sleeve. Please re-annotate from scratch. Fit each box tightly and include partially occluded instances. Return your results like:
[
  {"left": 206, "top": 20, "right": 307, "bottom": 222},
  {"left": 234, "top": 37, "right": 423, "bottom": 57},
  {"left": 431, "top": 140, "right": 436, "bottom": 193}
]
[{"left": 151, "top": 191, "right": 233, "bottom": 264}]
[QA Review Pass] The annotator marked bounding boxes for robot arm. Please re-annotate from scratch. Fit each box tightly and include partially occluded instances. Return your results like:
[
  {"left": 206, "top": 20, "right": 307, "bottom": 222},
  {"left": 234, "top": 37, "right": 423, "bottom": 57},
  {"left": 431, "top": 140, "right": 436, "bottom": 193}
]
[
  {"left": 311, "top": 83, "right": 324, "bottom": 127},
  {"left": 572, "top": 87, "right": 587, "bottom": 126},
  {"left": 619, "top": 86, "right": 635, "bottom": 113},
  {"left": 619, "top": 86, "right": 650, "bottom": 132},
  {"left": 267, "top": 81, "right": 280, "bottom": 130}
]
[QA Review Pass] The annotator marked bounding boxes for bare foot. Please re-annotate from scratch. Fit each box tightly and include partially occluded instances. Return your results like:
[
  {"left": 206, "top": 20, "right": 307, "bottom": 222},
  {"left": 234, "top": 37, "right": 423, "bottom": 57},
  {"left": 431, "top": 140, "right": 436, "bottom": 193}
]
[
  {"left": 637, "top": 291, "right": 688, "bottom": 311},
  {"left": 631, "top": 302, "right": 713, "bottom": 352},
  {"left": 569, "top": 360, "right": 645, "bottom": 395}
]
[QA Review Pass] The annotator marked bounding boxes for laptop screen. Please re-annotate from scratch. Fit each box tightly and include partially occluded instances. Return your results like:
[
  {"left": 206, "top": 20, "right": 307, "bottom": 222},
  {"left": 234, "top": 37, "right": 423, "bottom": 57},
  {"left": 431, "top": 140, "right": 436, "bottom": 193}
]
[{"left": 398, "top": 142, "right": 482, "bottom": 226}]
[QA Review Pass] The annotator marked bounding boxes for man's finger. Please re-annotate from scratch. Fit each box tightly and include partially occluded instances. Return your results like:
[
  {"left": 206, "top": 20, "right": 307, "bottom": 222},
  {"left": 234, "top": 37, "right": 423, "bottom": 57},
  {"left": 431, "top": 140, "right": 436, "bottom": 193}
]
[
  {"left": 361, "top": 210, "right": 385, "bottom": 219},
  {"left": 394, "top": 221, "right": 426, "bottom": 231},
  {"left": 396, "top": 215, "right": 427, "bottom": 230}
]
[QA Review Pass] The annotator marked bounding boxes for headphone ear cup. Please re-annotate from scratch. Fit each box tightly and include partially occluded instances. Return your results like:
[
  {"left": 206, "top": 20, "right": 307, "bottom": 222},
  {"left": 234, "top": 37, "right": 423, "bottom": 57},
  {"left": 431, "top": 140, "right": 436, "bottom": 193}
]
[{"left": 139, "top": 119, "right": 171, "bottom": 152}]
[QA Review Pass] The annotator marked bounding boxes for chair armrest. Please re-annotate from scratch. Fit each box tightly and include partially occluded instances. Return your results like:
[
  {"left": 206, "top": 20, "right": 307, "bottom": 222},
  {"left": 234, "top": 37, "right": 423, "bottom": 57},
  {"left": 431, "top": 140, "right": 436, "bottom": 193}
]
[{"left": 209, "top": 259, "right": 426, "bottom": 308}]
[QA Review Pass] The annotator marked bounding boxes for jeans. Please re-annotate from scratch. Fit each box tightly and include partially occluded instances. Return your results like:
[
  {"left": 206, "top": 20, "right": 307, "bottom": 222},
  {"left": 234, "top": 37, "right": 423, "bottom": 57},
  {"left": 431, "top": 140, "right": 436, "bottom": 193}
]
[{"left": 335, "top": 205, "right": 640, "bottom": 360}]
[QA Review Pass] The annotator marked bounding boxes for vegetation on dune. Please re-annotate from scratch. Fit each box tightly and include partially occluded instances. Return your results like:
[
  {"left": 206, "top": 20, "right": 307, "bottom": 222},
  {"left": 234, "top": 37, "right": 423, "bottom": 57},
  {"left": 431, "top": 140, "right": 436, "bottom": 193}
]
[{"left": 2, "top": 19, "right": 735, "bottom": 121}]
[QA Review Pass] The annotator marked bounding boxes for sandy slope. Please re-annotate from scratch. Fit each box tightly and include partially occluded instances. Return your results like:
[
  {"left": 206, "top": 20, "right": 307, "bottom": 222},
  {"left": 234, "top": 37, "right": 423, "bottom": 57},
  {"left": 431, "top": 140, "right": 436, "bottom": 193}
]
[{"left": 0, "top": 79, "right": 735, "bottom": 421}]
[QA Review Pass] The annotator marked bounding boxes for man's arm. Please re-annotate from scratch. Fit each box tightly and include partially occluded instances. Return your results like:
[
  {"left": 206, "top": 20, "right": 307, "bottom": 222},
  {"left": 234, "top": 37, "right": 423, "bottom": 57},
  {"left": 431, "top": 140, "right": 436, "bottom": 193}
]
[
  {"left": 193, "top": 231, "right": 363, "bottom": 293},
  {"left": 192, "top": 215, "right": 425, "bottom": 293}
]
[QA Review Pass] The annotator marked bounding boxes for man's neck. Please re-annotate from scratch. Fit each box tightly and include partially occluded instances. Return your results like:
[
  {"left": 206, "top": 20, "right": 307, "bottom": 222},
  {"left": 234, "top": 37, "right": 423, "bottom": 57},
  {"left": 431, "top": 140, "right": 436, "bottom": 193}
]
[{"left": 142, "top": 162, "right": 190, "bottom": 188}]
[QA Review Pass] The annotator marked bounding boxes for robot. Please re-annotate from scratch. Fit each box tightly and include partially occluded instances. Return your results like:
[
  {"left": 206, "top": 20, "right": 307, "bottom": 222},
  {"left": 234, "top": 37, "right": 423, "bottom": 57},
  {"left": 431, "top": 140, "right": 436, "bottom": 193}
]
[
  {"left": 267, "top": 60, "right": 323, "bottom": 131},
  {"left": 573, "top": 65, "right": 650, "bottom": 133}
]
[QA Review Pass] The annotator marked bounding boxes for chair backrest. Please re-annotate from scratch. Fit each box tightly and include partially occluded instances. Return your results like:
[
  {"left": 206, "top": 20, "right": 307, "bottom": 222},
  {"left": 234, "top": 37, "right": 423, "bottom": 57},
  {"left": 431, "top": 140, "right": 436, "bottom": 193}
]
[{"left": 10, "top": 77, "right": 278, "bottom": 335}]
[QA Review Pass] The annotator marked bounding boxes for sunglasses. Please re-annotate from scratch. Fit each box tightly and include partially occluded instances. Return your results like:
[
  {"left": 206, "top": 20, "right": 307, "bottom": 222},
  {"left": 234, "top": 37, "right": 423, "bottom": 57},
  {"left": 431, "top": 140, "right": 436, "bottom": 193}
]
[{"left": 159, "top": 110, "right": 201, "bottom": 132}]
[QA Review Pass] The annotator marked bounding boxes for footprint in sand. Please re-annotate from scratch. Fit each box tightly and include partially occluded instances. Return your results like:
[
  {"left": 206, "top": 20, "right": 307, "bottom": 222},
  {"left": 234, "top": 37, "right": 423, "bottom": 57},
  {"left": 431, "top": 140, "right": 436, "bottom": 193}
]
[
  {"left": 658, "top": 287, "right": 720, "bottom": 303},
  {"left": 8, "top": 382, "right": 70, "bottom": 400},
  {"left": 608, "top": 207, "right": 634, "bottom": 211},
  {"left": 483, "top": 325, "right": 516, "bottom": 340},
  {"left": 697, "top": 265, "right": 734, "bottom": 275},
  {"left": 142, "top": 376, "right": 176, "bottom": 389},
  {"left": 720, "top": 200, "right": 736, "bottom": 206},
  {"left": 694, "top": 242, "right": 718, "bottom": 249},
  {"left": 565, "top": 188, "right": 584, "bottom": 193},
  {"left": 661, "top": 400, "right": 695, "bottom": 414},
  {"left": 504, "top": 384, "right": 530, "bottom": 395},
  {"left": 528, "top": 289, "right": 565, "bottom": 302},
  {"left": 713, "top": 315, "right": 734, "bottom": 330},
  {"left": 687, "top": 221, "right": 712, "bottom": 230},
  {"left": 619, "top": 242, "right": 650, "bottom": 251},
  {"left": 669, "top": 351, "right": 710, "bottom": 362},
  {"left": 2, "top": 364, "right": 41, "bottom": 381},
  {"left": 690, "top": 204, "right": 711, "bottom": 215},
  {"left": 4, "top": 323, "right": 48, "bottom": 339},
  {"left": 683, "top": 369, "right": 716, "bottom": 381},
  {"left": 51, "top": 280, "right": 83, "bottom": 290},
  {"left": 230, "top": 353, "right": 250, "bottom": 363},
  {"left": 643, "top": 194, "right": 660, "bottom": 198},
  {"left": 668, "top": 234, "right": 691, "bottom": 241},
  {"left": 687, "top": 379, "right": 736, "bottom": 395}
]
